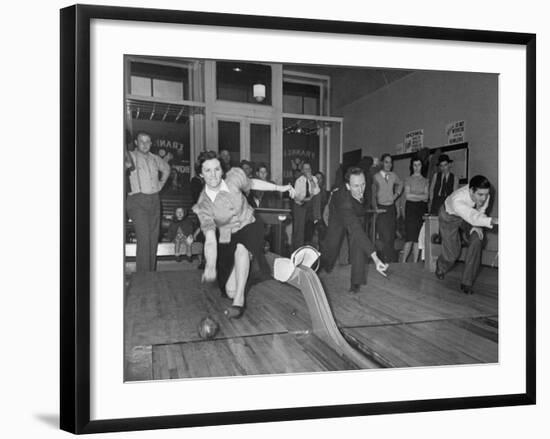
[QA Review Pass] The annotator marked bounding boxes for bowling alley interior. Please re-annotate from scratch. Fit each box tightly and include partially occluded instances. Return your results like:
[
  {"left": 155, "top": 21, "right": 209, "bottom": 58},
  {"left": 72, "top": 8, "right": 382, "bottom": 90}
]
[{"left": 124, "top": 56, "right": 498, "bottom": 381}]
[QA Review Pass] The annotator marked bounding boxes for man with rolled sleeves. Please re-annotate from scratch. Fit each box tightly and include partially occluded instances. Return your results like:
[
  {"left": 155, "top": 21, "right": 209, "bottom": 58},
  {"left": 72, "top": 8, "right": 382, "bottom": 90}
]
[
  {"left": 372, "top": 153, "right": 403, "bottom": 262},
  {"left": 126, "top": 131, "right": 171, "bottom": 272},
  {"left": 435, "top": 175, "right": 498, "bottom": 294},
  {"left": 321, "top": 167, "right": 389, "bottom": 294}
]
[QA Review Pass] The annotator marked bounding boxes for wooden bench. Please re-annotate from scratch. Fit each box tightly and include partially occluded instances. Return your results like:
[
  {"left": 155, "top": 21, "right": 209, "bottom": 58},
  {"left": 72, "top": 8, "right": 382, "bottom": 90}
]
[{"left": 125, "top": 241, "right": 203, "bottom": 258}]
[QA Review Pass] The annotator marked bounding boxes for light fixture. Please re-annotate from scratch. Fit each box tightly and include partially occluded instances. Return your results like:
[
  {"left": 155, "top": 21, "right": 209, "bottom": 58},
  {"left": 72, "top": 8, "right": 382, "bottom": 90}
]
[
  {"left": 232, "top": 67, "right": 242, "bottom": 72},
  {"left": 253, "top": 83, "right": 266, "bottom": 102}
]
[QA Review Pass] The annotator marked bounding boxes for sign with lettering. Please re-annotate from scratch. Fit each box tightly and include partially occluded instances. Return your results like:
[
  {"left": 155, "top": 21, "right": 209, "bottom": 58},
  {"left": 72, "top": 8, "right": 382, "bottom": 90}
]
[
  {"left": 282, "top": 134, "right": 319, "bottom": 184},
  {"left": 446, "top": 120, "right": 466, "bottom": 144},
  {"left": 131, "top": 119, "right": 191, "bottom": 196},
  {"left": 404, "top": 129, "right": 424, "bottom": 152}
]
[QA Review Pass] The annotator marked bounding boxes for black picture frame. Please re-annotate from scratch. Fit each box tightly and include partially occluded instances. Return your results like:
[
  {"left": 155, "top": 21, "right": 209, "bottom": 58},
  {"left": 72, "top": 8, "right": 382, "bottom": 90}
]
[{"left": 60, "top": 4, "right": 536, "bottom": 434}]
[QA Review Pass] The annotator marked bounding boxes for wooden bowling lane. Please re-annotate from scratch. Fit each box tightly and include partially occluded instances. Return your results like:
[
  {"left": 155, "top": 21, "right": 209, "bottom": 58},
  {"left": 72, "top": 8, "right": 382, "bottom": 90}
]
[
  {"left": 342, "top": 316, "right": 498, "bottom": 368},
  {"left": 318, "top": 262, "right": 498, "bottom": 327},
  {"left": 152, "top": 332, "right": 361, "bottom": 380},
  {"left": 319, "top": 262, "right": 499, "bottom": 367},
  {"left": 125, "top": 270, "right": 317, "bottom": 381}
]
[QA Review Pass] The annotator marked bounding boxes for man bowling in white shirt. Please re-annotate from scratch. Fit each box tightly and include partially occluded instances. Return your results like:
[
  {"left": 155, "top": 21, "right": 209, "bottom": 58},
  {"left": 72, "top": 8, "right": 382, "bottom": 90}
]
[{"left": 435, "top": 175, "right": 498, "bottom": 294}]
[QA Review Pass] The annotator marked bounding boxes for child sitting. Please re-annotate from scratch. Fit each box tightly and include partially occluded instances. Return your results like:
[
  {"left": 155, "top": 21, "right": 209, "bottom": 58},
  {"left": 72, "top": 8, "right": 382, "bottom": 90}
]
[{"left": 166, "top": 207, "right": 202, "bottom": 262}]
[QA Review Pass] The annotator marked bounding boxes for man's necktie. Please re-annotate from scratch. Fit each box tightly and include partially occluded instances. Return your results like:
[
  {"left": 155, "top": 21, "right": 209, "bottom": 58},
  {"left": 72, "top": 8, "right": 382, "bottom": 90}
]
[{"left": 305, "top": 179, "right": 310, "bottom": 198}]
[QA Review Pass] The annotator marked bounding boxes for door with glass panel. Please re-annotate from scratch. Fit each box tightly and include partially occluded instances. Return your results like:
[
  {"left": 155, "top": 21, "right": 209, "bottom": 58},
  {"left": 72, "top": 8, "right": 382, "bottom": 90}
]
[{"left": 214, "top": 116, "right": 272, "bottom": 177}]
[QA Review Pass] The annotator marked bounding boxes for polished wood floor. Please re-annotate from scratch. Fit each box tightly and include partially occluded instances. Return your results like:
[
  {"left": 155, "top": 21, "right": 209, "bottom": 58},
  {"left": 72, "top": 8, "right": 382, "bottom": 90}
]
[
  {"left": 319, "top": 263, "right": 498, "bottom": 367},
  {"left": 124, "top": 261, "right": 498, "bottom": 381}
]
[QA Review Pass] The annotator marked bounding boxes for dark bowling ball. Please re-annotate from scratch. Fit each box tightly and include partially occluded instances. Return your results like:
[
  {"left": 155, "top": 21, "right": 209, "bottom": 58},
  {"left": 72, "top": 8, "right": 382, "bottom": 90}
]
[
  {"left": 431, "top": 233, "right": 442, "bottom": 244},
  {"left": 197, "top": 316, "right": 219, "bottom": 340}
]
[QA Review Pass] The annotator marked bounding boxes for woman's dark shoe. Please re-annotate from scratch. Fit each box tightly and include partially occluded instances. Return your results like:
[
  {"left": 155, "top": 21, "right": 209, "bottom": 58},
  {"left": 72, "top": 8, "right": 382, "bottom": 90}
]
[
  {"left": 435, "top": 264, "right": 445, "bottom": 280},
  {"left": 460, "top": 284, "right": 474, "bottom": 295},
  {"left": 224, "top": 306, "right": 244, "bottom": 319}
]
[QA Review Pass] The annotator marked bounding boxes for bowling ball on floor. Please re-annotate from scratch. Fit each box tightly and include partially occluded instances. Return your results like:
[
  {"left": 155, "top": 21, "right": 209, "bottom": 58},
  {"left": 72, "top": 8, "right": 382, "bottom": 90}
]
[{"left": 197, "top": 316, "right": 219, "bottom": 340}]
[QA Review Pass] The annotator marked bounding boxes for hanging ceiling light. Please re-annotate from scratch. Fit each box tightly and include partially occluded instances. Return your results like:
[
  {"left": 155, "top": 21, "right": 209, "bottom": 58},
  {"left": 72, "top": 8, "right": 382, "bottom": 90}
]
[{"left": 253, "top": 83, "right": 266, "bottom": 102}]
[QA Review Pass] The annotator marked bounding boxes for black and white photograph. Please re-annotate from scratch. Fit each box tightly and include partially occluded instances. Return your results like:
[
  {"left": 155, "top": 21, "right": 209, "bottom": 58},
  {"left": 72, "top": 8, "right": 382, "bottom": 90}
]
[
  {"left": 54, "top": 2, "right": 538, "bottom": 435},
  {"left": 3, "top": 0, "right": 546, "bottom": 437},
  {"left": 123, "top": 55, "right": 499, "bottom": 382}
]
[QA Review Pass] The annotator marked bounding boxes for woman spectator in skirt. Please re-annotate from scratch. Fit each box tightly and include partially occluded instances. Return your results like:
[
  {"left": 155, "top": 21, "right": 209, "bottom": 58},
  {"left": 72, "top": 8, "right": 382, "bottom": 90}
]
[
  {"left": 192, "top": 151, "right": 295, "bottom": 319},
  {"left": 400, "top": 155, "right": 429, "bottom": 263}
]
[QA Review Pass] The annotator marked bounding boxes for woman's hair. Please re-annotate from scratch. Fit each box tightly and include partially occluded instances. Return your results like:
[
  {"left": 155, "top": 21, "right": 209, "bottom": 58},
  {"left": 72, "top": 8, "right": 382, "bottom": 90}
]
[
  {"left": 197, "top": 150, "right": 220, "bottom": 173},
  {"left": 469, "top": 175, "right": 491, "bottom": 191},
  {"left": 409, "top": 154, "right": 423, "bottom": 175},
  {"left": 193, "top": 155, "right": 203, "bottom": 175}
]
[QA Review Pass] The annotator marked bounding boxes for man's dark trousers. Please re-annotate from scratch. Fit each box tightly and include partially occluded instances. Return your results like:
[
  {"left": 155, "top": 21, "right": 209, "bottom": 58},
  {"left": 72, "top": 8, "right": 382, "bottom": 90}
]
[
  {"left": 376, "top": 203, "right": 397, "bottom": 262},
  {"left": 127, "top": 192, "right": 161, "bottom": 272},
  {"left": 292, "top": 201, "right": 314, "bottom": 250},
  {"left": 436, "top": 206, "right": 483, "bottom": 287},
  {"left": 321, "top": 190, "right": 375, "bottom": 286}
]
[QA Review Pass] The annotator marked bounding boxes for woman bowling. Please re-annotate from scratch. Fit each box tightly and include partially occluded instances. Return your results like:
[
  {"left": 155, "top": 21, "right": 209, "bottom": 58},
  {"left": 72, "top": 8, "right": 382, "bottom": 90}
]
[{"left": 192, "top": 151, "right": 295, "bottom": 319}]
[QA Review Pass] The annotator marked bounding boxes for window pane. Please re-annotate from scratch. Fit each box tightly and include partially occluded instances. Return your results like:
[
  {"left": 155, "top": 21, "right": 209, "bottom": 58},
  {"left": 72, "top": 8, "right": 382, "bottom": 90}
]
[
  {"left": 129, "top": 116, "right": 191, "bottom": 196},
  {"left": 218, "top": 121, "right": 240, "bottom": 165},
  {"left": 282, "top": 118, "right": 320, "bottom": 185},
  {"left": 130, "top": 61, "right": 189, "bottom": 100},
  {"left": 216, "top": 62, "right": 272, "bottom": 105},
  {"left": 282, "top": 94, "right": 302, "bottom": 113},
  {"left": 283, "top": 82, "right": 321, "bottom": 115},
  {"left": 303, "top": 96, "right": 320, "bottom": 115},
  {"left": 153, "top": 79, "right": 184, "bottom": 100},
  {"left": 250, "top": 124, "right": 271, "bottom": 175},
  {"left": 131, "top": 76, "right": 151, "bottom": 96}
]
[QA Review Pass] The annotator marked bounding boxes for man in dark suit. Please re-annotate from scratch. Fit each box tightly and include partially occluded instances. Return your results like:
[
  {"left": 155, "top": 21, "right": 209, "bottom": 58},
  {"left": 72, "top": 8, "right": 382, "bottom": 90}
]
[{"left": 320, "top": 167, "right": 389, "bottom": 293}]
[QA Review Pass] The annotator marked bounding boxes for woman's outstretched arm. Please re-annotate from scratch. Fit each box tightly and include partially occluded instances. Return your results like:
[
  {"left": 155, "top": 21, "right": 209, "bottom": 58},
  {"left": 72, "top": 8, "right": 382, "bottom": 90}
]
[
  {"left": 202, "top": 229, "right": 217, "bottom": 282},
  {"left": 249, "top": 179, "right": 295, "bottom": 198}
]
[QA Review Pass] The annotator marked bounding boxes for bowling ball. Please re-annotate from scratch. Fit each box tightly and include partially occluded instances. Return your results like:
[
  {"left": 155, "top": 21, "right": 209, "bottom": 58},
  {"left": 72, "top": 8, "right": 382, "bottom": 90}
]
[
  {"left": 197, "top": 316, "right": 219, "bottom": 340},
  {"left": 431, "top": 233, "right": 442, "bottom": 244}
]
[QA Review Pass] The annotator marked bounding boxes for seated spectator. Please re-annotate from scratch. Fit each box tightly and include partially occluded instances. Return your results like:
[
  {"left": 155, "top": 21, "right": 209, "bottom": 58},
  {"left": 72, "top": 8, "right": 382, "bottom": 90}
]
[{"left": 166, "top": 207, "right": 202, "bottom": 263}]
